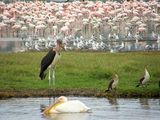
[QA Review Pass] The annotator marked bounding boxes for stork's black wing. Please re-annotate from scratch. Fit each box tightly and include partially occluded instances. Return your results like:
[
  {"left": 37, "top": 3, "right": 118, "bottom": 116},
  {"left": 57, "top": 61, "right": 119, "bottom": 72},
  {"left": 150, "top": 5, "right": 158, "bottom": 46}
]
[{"left": 39, "top": 49, "right": 56, "bottom": 80}]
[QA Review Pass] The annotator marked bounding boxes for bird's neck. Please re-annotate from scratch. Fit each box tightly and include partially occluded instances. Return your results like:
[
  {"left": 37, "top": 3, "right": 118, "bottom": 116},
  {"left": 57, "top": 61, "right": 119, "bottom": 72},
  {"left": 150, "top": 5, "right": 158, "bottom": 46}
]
[
  {"left": 54, "top": 45, "right": 61, "bottom": 54},
  {"left": 145, "top": 69, "right": 150, "bottom": 76}
]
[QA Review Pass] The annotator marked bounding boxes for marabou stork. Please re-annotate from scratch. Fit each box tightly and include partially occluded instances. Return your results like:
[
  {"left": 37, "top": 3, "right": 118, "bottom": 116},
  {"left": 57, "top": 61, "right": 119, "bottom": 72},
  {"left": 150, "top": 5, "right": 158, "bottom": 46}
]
[{"left": 39, "top": 39, "right": 65, "bottom": 86}]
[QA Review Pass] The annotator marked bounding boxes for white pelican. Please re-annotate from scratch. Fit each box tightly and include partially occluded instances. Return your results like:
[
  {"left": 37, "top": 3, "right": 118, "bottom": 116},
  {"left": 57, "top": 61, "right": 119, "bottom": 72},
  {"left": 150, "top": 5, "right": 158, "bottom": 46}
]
[
  {"left": 43, "top": 96, "right": 91, "bottom": 114},
  {"left": 136, "top": 67, "right": 150, "bottom": 87},
  {"left": 39, "top": 39, "right": 65, "bottom": 86},
  {"left": 105, "top": 74, "right": 119, "bottom": 92}
]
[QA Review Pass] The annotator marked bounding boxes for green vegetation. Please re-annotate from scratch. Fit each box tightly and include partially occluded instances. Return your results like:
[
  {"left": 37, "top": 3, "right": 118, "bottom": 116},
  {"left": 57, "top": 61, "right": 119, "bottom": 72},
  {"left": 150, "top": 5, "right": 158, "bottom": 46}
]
[{"left": 0, "top": 51, "right": 160, "bottom": 98}]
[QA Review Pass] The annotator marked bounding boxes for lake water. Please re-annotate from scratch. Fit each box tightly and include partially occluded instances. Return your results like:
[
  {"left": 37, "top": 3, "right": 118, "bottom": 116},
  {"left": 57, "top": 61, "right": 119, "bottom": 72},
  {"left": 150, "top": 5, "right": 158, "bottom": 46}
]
[
  {"left": 0, "top": 97, "right": 159, "bottom": 120},
  {"left": 0, "top": 40, "right": 24, "bottom": 53}
]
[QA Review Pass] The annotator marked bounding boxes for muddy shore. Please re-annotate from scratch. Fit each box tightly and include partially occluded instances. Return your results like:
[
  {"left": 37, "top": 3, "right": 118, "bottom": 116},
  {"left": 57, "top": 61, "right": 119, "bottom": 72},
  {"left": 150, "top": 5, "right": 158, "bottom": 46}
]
[{"left": 0, "top": 89, "right": 159, "bottom": 99}]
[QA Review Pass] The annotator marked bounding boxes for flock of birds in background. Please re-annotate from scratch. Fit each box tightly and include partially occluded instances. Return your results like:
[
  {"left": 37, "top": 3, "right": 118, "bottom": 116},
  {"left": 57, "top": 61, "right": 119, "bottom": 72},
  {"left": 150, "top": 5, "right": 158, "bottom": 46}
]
[
  {"left": 1, "top": 0, "right": 160, "bottom": 52},
  {"left": 0, "top": 0, "right": 158, "bottom": 89}
]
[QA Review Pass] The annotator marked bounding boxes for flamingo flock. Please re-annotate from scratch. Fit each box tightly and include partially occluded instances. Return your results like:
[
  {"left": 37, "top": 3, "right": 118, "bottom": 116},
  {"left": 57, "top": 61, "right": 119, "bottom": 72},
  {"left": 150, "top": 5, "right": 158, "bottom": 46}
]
[{"left": 0, "top": 0, "right": 160, "bottom": 51}]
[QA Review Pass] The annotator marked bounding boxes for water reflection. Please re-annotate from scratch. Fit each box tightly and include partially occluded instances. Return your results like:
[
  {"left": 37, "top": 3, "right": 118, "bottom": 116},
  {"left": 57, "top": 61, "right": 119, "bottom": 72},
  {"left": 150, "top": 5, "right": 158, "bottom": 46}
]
[
  {"left": 107, "top": 97, "right": 119, "bottom": 110},
  {"left": 44, "top": 113, "right": 89, "bottom": 120},
  {"left": 139, "top": 98, "right": 150, "bottom": 110},
  {"left": 0, "top": 40, "right": 24, "bottom": 52}
]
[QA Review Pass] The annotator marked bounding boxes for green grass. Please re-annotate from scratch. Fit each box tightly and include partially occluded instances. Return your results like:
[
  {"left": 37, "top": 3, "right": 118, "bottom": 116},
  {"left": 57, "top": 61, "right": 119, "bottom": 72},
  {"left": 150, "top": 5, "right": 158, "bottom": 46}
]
[{"left": 0, "top": 51, "right": 160, "bottom": 97}]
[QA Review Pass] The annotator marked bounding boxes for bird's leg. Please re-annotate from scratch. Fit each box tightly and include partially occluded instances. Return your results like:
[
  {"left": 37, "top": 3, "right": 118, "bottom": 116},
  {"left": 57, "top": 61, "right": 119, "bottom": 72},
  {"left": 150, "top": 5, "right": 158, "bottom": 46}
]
[
  {"left": 49, "top": 67, "right": 51, "bottom": 87},
  {"left": 52, "top": 66, "right": 56, "bottom": 103},
  {"left": 142, "top": 84, "right": 146, "bottom": 88},
  {"left": 146, "top": 82, "right": 150, "bottom": 86},
  {"left": 51, "top": 66, "right": 56, "bottom": 86},
  {"left": 145, "top": 84, "right": 148, "bottom": 87},
  {"left": 114, "top": 88, "right": 118, "bottom": 95},
  {"left": 49, "top": 97, "right": 52, "bottom": 105},
  {"left": 52, "top": 68, "right": 55, "bottom": 86},
  {"left": 48, "top": 66, "right": 55, "bottom": 87},
  {"left": 114, "top": 88, "right": 117, "bottom": 91}
]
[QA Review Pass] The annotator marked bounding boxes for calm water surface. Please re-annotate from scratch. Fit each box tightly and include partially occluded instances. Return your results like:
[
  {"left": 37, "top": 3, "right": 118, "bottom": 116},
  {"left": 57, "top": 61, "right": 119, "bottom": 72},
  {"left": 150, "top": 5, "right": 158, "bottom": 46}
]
[
  {"left": 0, "top": 40, "right": 24, "bottom": 52},
  {"left": 0, "top": 97, "right": 159, "bottom": 120}
]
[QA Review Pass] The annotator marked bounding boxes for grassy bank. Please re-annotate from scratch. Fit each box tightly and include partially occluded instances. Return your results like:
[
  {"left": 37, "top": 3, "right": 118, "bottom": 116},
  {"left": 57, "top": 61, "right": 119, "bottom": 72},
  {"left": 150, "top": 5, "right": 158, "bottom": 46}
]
[{"left": 0, "top": 51, "right": 160, "bottom": 98}]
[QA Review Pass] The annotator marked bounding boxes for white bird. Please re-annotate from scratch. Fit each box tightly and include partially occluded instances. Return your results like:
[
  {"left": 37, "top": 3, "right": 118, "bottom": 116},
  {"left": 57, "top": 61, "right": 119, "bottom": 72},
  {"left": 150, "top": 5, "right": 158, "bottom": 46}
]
[
  {"left": 43, "top": 96, "right": 91, "bottom": 114},
  {"left": 110, "top": 49, "right": 117, "bottom": 53},
  {"left": 136, "top": 67, "right": 150, "bottom": 87},
  {"left": 105, "top": 74, "right": 119, "bottom": 92}
]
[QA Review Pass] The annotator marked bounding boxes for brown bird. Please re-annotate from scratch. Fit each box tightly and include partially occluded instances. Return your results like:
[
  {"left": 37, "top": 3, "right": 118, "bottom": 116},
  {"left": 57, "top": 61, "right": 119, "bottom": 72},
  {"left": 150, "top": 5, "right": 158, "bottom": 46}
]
[
  {"left": 136, "top": 68, "right": 150, "bottom": 87},
  {"left": 105, "top": 74, "right": 119, "bottom": 92}
]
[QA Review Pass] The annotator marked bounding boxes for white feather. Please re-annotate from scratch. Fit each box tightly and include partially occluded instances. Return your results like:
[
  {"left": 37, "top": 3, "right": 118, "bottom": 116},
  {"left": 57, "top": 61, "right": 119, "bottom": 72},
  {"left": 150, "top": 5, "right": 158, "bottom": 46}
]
[
  {"left": 142, "top": 68, "right": 150, "bottom": 85},
  {"left": 51, "top": 52, "right": 61, "bottom": 67},
  {"left": 50, "top": 100, "right": 91, "bottom": 113}
]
